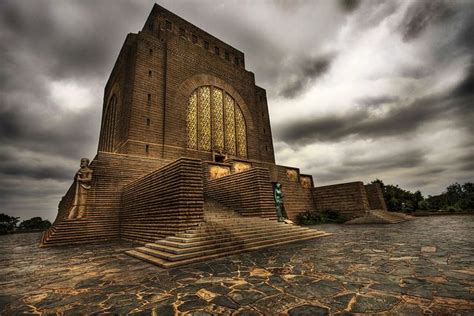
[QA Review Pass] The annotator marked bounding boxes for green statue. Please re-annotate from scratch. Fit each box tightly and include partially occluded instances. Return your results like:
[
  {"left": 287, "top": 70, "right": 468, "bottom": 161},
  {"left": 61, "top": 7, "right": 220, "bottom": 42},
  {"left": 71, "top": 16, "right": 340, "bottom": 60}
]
[{"left": 274, "top": 182, "right": 285, "bottom": 222}]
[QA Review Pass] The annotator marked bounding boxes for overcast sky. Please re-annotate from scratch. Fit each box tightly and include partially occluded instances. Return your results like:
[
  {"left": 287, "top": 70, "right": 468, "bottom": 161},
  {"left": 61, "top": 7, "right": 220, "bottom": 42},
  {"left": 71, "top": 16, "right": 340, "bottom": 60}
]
[{"left": 1, "top": 0, "right": 473, "bottom": 221}]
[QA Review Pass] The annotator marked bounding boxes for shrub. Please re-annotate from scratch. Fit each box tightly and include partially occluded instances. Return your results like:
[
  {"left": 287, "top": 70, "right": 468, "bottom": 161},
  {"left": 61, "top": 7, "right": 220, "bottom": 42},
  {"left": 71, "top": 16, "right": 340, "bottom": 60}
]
[
  {"left": 296, "top": 209, "right": 344, "bottom": 225},
  {"left": 446, "top": 206, "right": 459, "bottom": 213},
  {"left": 0, "top": 213, "right": 20, "bottom": 234},
  {"left": 18, "top": 217, "right": 51, "bottom": 231}
]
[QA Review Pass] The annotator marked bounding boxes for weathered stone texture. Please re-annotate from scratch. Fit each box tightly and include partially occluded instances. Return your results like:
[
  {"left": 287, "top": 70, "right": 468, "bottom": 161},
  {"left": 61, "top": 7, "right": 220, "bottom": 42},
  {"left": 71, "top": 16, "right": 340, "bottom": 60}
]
[
  {"left": 312, "top": 181, "right": 370, "bottom": 219},
  {"left": 121, "top": 158, "right": 204, "bottom": 243},
  {"left": 365, "top": 183, "right": 388, "bottom": 211},
  {"left": 42, "top": 153, "right": 167, "bottom": 246},
  {"left": 205, "top": 168, "right": 275, "bottom": 218}
]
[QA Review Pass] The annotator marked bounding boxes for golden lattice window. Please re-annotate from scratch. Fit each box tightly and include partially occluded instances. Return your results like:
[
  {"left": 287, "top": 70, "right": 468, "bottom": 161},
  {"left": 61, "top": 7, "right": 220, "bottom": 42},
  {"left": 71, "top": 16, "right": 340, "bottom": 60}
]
[{"left": 187, "top": 86, "right": 247, "bottom": 157}]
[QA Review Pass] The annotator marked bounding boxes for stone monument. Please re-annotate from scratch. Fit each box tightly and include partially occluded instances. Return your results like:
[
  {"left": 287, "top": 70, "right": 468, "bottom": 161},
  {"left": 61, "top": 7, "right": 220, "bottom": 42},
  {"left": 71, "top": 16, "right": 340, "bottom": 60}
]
[{"left": 41, "top": 3, "right": 388, "bottom": 268}]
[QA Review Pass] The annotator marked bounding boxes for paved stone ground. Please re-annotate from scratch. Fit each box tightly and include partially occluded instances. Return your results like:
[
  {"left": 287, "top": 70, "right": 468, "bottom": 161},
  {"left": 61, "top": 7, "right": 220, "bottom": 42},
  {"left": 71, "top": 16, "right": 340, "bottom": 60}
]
[{"left": 1, "top": 216, "right": 473, "bottom": 315}]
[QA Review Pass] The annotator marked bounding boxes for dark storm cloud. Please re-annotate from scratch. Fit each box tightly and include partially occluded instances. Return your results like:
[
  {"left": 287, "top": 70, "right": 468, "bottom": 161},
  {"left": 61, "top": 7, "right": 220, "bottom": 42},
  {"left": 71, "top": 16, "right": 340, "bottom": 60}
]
[
  {"left": 308, "top": 148, "right": 427, "bottom": 183},
  {"left": 415, "top": 168, "right": 447, "bottom": 177},
  {"left": 452, "top": 63, "right": 474, "bottom": 99},
  {"left": 276, "top": 66, "right": 474, "bottom": 145},
  {"left": 0, "top": 163, "right": 73, "bottom": 181},
  {"left": 278, "top": 55, "right": 333, "bottom": 98},
  {"left": 0, "top": 0, "right": 154, "bottom": 219},
  {"left": 274, "top": 97, "right": 431, "bottom": 144},
  {"left": 0, "top": 105, "right": 99, "bottom": 159},
  {"left": 338, "top": 0, "right": 360, "bottom": 13},
  {"left": 459, "top": 158, "right": 474, "bottom": 172},
  {"left": 0, "top": 0, "right": 148, "bottom": 80},
  {"left": 400, "top": 0, "right": 451, "bottom": 41},
  {"left": 357, "top": 95, "right": 400, "bottom": 107},
  {"left": 344, "top": 148, "right": 426, "bottom": 170}
]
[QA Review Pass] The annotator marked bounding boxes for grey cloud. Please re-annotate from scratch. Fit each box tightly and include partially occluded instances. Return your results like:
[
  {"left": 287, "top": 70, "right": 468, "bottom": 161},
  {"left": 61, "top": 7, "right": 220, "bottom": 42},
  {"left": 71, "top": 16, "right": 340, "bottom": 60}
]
[
  {"left": 309, "top": 148, "right": 426, "bottom": 184},
  {"left": 400, "top": 0, "right": 451, "bottom": 41},
  {"left": 415, "top": 168, "right": 447, "bottom": 177},
  {"left": 338, "top": 0, "right": 360, "bottom": 13},
  {"left": 0, "top": 106, "right": 100, "bottom": 159},
  {"left": 0, "top": 159, "right": 75, "bottom": 181},
  {"left": 278, "top": 55, "right": 333, "bottom": 99},
  {"left": 0, "top": 0, "right": 147, "bottom": 81},
  {"left": 398, "top": 67, "right": 432, "bottom": 79},
  {"left": 451, "top": 63, "right": 474, "bottom": 99},
  {"left": 343, "top": 149, "right": 427, "bottom": 170},
  {"left": 457, "top": 151, "right": 474, "bottom": 172},
  {"left": 357, "top": 95, "right": 400, "bottom": 107},
  {"left": 275, "top": 73, "right": 473, "bottom": 145}
]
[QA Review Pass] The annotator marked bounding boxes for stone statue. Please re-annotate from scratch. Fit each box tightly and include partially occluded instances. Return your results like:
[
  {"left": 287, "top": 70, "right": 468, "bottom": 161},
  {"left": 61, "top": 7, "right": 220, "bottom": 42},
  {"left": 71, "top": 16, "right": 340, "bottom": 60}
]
[
  {"left": 67, "top": 158, "right": 93, "bottom": 219},
  {"left": 274, "top": 182, "right": 285, "bottom": 222}
]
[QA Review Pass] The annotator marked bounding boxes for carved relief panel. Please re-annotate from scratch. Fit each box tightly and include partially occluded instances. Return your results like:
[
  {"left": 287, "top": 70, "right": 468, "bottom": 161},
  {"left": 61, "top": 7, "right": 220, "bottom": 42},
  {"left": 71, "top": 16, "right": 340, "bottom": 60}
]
[
  {"left": 209, "top": 164, "right": 231, "bottom": 180},
  {"left": 232, "top": 161, "right": 252, "bottom": 174},
  {"left": 300, "top": 175, "right": 313, "bottom": 188},
  {"left": 286, "top": 168, "right": 299, "bottom": 182}
]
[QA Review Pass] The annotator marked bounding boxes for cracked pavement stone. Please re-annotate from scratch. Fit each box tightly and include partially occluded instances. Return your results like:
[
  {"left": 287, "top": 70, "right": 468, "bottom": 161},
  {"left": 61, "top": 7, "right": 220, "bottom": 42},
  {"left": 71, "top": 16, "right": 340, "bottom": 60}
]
[
  {"left": 1, "top": 215, "right": 473, "bottom": 314},
  {"left": 288, "top": 304, "right": 329, "bottom": 316}
]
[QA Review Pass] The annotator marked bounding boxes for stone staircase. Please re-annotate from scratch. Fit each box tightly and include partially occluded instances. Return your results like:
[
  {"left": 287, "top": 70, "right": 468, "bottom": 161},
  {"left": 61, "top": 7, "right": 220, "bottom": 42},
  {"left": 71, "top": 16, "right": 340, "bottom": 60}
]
[
  {"left": 41, "top": 216, "right": 120, "bottom": 247},
  {"left": 125, "top": 199, "right": 331, "bottom": 268}
]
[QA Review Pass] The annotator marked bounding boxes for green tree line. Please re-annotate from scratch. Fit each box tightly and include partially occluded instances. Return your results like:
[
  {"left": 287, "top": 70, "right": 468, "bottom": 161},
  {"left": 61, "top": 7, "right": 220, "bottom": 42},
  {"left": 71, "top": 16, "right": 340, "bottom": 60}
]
[
  {"left": 0, "top": 214, "right": 51, "bottom": 235},
  {"left": 372, "top": 180, "right": 474, "bottom": 213}
]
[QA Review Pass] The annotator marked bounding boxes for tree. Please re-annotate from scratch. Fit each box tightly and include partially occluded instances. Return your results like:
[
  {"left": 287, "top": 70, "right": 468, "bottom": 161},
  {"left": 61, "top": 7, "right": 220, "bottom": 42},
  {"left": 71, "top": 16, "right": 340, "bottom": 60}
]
[
  {"left": 426, "top": 182, "right": 474, "bottom": 211},
  {"left": 18, "top": 217, "right": 52, "bottom": 231},
  {"left": 376, "top": 182, "right": 424, "bottom": 212},
  {"left": 0, "top": 213, "right": 20, "bottom": 234}
]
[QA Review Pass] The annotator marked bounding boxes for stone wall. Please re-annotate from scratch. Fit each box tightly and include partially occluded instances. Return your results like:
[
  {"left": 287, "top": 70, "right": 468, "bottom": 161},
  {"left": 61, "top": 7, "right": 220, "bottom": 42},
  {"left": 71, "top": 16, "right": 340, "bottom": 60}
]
[
  {"left": 42, "top": 152, "right": 169, "bottom": 246},
  {"left": 312, "top": 182, "right": 370, "bottom": 220},
  {"left": 121, "top": 158, "right": 204, "bottom": 243},
  {"left": 365, "top": 183, "right": 388, "bottom": 211},
  {"left": 205, "top": 167, "right": 275, "bottom": 218},
  {"left": 266, "top": 165, "right": 316, "bottom": 222}
]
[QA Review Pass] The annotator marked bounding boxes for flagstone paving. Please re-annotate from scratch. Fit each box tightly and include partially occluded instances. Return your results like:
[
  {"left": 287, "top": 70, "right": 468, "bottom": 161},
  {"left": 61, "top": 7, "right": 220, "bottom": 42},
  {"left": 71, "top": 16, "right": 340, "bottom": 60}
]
[{"left": 1, "top": 215, "right": 473, "bottom": 315}]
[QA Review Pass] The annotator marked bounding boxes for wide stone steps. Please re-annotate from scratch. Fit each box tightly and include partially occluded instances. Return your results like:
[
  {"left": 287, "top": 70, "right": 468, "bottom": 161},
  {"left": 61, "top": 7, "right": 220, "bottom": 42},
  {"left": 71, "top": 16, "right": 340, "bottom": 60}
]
[
  {"left": 125, "top": 199, "right": 331, "bottom": 268},
  {"left": 136, "top": 230, "right": 327, "bottom": 262},
  {"left": 41, "top": 233, "right": 118, "bottom": 246},
  {"left": 145, "top": 229, "right": 327, "bottom": 255},
  {"left": 126, "top": 231, "right": 329, "bottom": 269},
  {"left": 172, "top": 223, "right": 307, "bottom": 241},
  {"left": 176, "top": 221, "right": 290, "bottom": 236},
  {"left": 41, "top": 218, "right": 120, "bottom": 247}
]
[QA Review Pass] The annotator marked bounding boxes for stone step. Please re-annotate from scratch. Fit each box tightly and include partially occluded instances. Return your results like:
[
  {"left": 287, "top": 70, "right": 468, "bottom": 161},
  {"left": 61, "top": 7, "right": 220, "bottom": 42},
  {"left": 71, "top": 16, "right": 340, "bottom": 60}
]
[
  {"left": 126, "top": 232, "right": 331, "bottom": 268},
  {"left": 147, "top": 229, "right": 328, "bottom": 255},
  {"left": 125, "top": 198, "right": 330, "bottom": 268},
  {"left": 41, "top": 234, "right": 118, "bottom": 247},
  {"left": 159, "top": 226, "right": 313, "bottom": 249},
  {"left": 180, "top": 221, "right": 289, "bottom": 235},
  {"left": 136, "top": 230, "right": 326, "bottom": 262},
  {"left": 169, "top": 224, "right": 306, "bottom": 243}
]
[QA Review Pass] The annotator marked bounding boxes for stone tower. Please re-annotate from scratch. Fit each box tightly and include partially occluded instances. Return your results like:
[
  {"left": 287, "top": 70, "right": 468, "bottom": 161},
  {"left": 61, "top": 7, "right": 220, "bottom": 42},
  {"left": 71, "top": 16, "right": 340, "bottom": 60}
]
[{"left": 97, "top": 4, "right": 274, "bottom": 164}]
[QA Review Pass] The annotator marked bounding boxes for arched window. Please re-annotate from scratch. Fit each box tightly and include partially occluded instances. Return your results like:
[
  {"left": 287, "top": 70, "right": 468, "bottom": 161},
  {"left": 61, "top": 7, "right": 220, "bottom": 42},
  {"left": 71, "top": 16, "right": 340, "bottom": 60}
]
[{"left": 187, "top": 86, "right": 247, "bottom": 157}]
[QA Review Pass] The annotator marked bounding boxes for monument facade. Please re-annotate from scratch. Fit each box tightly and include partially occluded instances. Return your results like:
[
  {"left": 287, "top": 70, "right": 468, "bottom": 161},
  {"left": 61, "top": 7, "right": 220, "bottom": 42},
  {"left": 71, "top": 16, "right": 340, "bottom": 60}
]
[{"left": 41, "top": 4, "right": 386, "bottom": 267}]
